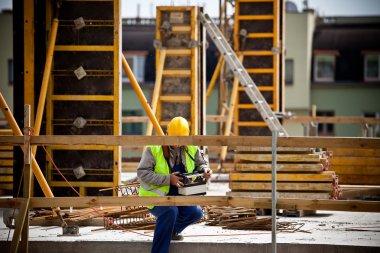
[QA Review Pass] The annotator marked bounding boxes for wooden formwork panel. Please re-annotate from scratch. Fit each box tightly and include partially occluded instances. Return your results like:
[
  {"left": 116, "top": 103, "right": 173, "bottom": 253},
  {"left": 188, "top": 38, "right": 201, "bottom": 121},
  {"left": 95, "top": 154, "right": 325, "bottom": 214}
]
[
  {"left": 328, "top": 148, "right": 380, "bottom": 185},
  {"left": 233, "top": 0, "right": 283, "bottom": 136},
  {"left": 0, "top": 130, "right": 13, "bottom": 194},
  {"left": 46, "top": 0, "right": 121, "bottom": 196},
  {"left": 231, "top": 147, "right": 341, "bottom": 199}
]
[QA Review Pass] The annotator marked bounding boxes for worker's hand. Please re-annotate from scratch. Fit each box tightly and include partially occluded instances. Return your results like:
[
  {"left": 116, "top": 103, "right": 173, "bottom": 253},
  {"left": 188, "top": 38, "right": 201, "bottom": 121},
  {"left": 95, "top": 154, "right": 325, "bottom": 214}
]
[
  {"left": 170, "top": 172, "right": 184, "bottom": 188},
  {"left": 203, "top": 168, "right": 212, "bottom": 180}
]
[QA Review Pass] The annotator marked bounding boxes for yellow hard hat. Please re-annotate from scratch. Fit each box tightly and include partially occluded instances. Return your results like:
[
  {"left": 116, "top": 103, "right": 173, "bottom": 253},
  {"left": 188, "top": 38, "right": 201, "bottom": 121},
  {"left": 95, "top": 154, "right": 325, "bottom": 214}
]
[{"left": 167, "top": 116, "right": 190, "bottom": 136}]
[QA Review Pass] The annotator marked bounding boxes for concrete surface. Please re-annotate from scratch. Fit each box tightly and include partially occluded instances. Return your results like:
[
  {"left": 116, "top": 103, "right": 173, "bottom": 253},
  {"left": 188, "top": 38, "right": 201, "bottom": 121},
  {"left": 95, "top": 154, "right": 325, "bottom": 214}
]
[{"left": 1, "top": 182, "right": 380, "bottom": 252}]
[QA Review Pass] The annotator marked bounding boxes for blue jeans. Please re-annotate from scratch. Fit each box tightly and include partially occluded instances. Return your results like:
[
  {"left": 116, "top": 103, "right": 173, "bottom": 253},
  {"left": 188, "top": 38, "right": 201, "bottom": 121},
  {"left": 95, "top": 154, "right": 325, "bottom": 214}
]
[{"left": 149, "top": 205, "right": 203, "bottom": 253}]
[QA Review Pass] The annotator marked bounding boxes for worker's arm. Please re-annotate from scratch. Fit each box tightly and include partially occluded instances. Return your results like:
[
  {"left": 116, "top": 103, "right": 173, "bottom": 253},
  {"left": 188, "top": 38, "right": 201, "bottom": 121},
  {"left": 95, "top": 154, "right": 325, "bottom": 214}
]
[
  {"left": 194, "top": 148, "right": 212, "bottom": 179},
  {"left": 137, "top": 147, "right": 170, "bottom": 186}
]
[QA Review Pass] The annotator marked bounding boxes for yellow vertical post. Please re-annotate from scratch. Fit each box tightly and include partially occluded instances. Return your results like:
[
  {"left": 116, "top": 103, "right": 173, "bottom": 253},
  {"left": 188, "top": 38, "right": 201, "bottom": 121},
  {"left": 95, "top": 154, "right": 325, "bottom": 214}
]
[
  {"left": 221, "top": 55, "right": 243, "bottom": 160},
  {"left": 191, "top": 7, "right": 199, "bottom": 135},
  {"left": 122, "top": 55, "right": 165, "bottom": 136},
  {"left": 146, "top": 49, "right": 166, "bottom": 136},
  {"left": 113, "top": 0, "right": 121, "bottom": 195},
  {"left": 32, "top": 18, "right": 59, "bottom": 154},
  {"left": 206, "top": 56, "right": 224, "bottom": 104},
  {"left": 24, "top": 0, "right": 35, "bottom": 125}
]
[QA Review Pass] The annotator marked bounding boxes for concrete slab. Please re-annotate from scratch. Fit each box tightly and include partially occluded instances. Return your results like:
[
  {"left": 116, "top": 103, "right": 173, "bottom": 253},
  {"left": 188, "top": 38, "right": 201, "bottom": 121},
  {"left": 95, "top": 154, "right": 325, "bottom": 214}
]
[{"left": 1, "top": 182, "right": 379, "bottom": 252}]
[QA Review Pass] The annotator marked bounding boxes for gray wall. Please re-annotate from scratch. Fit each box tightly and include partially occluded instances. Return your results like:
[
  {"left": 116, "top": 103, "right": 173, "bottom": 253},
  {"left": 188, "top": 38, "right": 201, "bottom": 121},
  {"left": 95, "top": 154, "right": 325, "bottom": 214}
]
[{"left": 0, "top": 11, "right": 13, "bottom": 125}]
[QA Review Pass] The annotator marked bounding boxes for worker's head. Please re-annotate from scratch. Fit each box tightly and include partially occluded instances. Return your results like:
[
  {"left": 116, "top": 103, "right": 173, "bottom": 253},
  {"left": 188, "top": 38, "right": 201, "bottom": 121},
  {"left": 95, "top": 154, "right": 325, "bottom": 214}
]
[{"left": 166, "top": 116, "right": 190, "bottom": 136}]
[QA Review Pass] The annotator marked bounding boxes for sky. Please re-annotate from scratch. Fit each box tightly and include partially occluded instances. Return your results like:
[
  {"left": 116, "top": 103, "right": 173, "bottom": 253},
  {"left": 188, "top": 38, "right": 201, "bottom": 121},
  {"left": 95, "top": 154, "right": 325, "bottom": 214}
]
[{"left": 0, "top": 0, "right": 380, "bottom": 17}]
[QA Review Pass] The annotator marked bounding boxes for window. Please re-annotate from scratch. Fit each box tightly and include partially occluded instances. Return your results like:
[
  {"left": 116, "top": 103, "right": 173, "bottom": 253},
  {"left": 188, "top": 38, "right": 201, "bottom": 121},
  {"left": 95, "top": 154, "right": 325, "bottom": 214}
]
[
  {"left": 317, "top": 111, "right": 335, "bottom": 136},
  {"left": 364, "top": 54, "right": 380, "bottom": 81},
  {"left": 122, "top": 53, "right": 146, "bottom": 83},
  {"left": 285, "top": 59, "right": 294, "bottom": 85},
  {"left": 314, "top": 54, "right": 335, "bottom": 82},
  {"left": 122, "top": 110, "right": 143, "bottom": 135},
  {"left": 8, "top": 59, "right": 13, "bottom": 85}
]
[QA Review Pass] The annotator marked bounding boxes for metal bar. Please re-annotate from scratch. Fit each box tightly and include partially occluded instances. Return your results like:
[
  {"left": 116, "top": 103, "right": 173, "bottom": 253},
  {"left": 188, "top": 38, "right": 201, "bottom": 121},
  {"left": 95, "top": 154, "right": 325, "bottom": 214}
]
[
  {"left": 122, "top": 54, "right": 164, "bottom": 136},
  {"left": 146, "top": 49, "right": 166, "bottom": 136},
  {"left": 271, "top": 130, "right": 278, "bottom": 253},
  {"left": 206, "top": 56, "right": 224, "bottom": 103},
  {"left": 33, "top": 18, "right": 58, "bottom": 142},
  {"left": 221, "top": 54, "right": 244, "bottom": 160}
]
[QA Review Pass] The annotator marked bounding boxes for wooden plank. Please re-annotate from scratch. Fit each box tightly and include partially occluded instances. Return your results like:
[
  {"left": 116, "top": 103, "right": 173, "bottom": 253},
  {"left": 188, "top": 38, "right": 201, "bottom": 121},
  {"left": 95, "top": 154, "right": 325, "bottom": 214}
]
[
  {"left": 284, "top": 116, "right": 380, "bottom": 124},
  {"left": 0, "top": 160, "right": 13, "bottom": 166},
  {"left": 1, "top": 136, "right": 379, "bottom": 149},
  {"left": 235, "top": 146, "right": 316, "bottom": 153},
  {"left": 0, "top": 184, "right": 13, "bottom": 190},
  {"left": 335, "top": 175, "right": 380, "bottom": 185},
  {"left": 0, "top": 167, "right": 13, "bottom": 174},
  {"left": 329, "top": 148, "right": 380, "bottom": 157},
  {"left": 0, "top": 146, "right": 13, "bottom": 150},
  {"left": 229, "top": 182, "right": 333, "bottom": 191},
  {"left": 235, "top": 153, "right": 322, "bottom": 163},
  {"left": 331, "top": 157, "right": 380, "bottom": 166},
  {"left": 227, "top": 191, "right": 331, "bottom": 200},
  {"left": 330, "top": 165, "right": 380, "bottom": 175},
  {"left": 0, "top": 151, "right": 13, "bottom": 158},
  {"left": 0, "top": 197, "right": 379, "bottom": 212},
  {"left": 0, "top": 176, "right": 13, "bottom": 182},
  {"left": 235, "top": 163, "right": 324, "bottom": 172},
  {"left": 230, "top": 173, "right": 335, "bottom": 182}
]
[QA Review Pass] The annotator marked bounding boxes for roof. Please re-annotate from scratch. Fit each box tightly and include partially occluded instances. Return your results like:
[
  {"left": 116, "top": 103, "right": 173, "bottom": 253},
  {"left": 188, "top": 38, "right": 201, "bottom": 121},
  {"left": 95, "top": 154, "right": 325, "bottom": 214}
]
[{"left": 312, "top": 17, "right": 380, "bottom": 83}]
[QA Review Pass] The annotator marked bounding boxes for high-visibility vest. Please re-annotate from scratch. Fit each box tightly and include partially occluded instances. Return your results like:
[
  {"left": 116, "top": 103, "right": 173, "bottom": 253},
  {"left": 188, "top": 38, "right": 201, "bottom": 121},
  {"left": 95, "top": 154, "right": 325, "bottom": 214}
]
[{"left": 139, "top": 145, "right": 198, "bottom": 209}]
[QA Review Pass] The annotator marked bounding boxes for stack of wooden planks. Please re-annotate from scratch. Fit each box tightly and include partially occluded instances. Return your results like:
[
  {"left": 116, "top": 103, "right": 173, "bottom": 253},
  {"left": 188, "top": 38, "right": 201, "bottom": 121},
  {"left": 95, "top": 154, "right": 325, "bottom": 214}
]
[
  {"left": 0, "top": 129, "right": 13, "bottom": 195},
  {"left": 229, "top": 147, "right": 341, "bottom": 199},
  {"left": 328, "top": 148, "right": 380, "bottom": 186}
]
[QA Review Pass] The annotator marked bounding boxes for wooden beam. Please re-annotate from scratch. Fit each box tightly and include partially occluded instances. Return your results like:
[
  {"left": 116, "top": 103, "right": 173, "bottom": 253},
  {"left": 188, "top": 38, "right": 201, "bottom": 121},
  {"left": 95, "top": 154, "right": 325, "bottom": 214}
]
[
  {"left": 230, "top": 173, "right": 335, "bottom": 182},
  {"left": 235, "top": 153, "right": 323, "bottom": 163},
  {"left": 284, "top": 116, "right": 380, "bottom": 124},
  {"left": 229, "top": 182, "right": 333, "bottom": 191},
  {"left": 331, "top": 165, "right": 380, "bottom": 175},
  {"left": 328, "top": 148, "right": 380, "bottom": 157},
  {"left": 235, "top": 163, "right": 324, "bottom": 172},
  {"left": 1, "top": 196, "right": 379, "bottom": 212},
  {"left": 331, "top": 157, "right": 380, "bottom": 166},
  {"left": 1, "top": 136, "right": 379, "bottom": 148},
  {"left": 334, "top": 175, "right": 380, "bottom": 185}
]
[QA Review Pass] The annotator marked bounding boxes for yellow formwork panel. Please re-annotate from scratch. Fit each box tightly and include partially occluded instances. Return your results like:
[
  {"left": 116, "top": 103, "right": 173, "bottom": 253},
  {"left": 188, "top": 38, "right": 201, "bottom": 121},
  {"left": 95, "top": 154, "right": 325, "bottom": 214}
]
[
  {"left": 233, "top": 0, "right": 283, "bottom": 136},
  {"left": 45, "top": 0, "right": 121, "bottom": 196}
]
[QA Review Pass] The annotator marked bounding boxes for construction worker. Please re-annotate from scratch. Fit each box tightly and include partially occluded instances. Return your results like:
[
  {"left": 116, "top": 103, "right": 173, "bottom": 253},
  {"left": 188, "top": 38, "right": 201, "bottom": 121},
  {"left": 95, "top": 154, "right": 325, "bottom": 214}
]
[{"left": 137, "top": 116, "right": 212, "bottom": 253}]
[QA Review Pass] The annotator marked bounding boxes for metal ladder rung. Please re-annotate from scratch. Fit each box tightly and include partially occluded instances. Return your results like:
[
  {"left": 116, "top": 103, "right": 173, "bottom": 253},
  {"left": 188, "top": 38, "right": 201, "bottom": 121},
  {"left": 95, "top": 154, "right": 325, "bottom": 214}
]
[{"left": 199, "top": 12, "right": 288, "bottom": 137}]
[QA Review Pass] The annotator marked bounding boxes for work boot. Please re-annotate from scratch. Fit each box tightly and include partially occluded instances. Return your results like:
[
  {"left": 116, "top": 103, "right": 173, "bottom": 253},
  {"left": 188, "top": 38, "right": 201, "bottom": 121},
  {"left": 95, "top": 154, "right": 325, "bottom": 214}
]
[{"left": 171, "top": 232, "right": 184, "bottom": 241}]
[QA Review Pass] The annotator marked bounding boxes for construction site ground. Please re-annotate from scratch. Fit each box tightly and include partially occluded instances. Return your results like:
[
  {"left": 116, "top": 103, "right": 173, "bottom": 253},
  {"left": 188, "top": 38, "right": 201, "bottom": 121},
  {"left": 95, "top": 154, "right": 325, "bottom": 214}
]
[{"left": 1, "top": 180, "right": 379, "bottom": 253}]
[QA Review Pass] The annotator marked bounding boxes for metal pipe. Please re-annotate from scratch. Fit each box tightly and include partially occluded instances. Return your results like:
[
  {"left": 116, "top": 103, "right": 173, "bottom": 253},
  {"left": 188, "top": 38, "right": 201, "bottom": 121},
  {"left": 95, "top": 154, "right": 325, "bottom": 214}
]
[
  {"left": 146, "top": 49, "right": 166, "bottom": 136},
  {"left": 206, "top": 56, "right": 224, "bottom": 104},
  {"left": 122, "top": 54, "right": 165, "bottom": 136},
  {"left": 271, "top": 130, "right": 278, "bottom": 253},
  {"left": 33, "top": 18, "right": 59, "bottom": 144}
]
